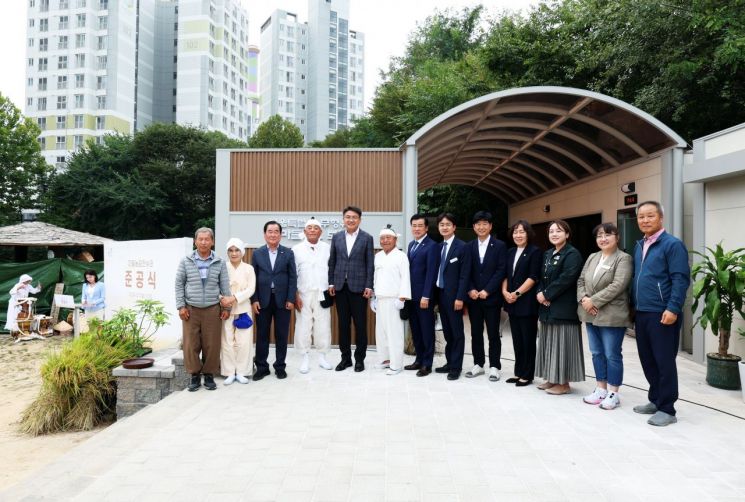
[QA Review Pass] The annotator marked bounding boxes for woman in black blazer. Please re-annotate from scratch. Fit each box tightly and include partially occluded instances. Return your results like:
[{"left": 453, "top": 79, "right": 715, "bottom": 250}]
[{"left": 501, "top": 220, "right": 542, "bottom": 387}]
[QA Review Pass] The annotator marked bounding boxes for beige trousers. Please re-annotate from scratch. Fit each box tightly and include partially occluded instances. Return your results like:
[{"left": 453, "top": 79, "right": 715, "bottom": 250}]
[
  {"left": 375, "top": 297, "right": 405, "bottom": 371},
  {"left": 221, "top": 315, "right": 253, "bottom": 376},
  {"left": 294, "top": 290, "right": 331, "bottom": 354}
]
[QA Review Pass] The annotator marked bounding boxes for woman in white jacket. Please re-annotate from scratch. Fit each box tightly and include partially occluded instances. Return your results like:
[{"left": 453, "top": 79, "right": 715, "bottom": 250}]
[{"left": 220, "top": 238, "right": 256, "bottom": 385}]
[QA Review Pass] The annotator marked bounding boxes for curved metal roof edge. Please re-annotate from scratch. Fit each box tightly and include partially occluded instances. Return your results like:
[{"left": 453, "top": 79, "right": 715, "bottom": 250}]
[{"left": 403, "top": 86, "right": 688, "bottom": 148}]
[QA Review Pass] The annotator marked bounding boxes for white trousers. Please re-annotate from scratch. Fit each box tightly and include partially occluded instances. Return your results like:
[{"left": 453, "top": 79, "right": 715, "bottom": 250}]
[
  {"left": 294, "top": 289, "right": 331, "bottom": 354},
  {"left": 221, "top": 317, "right": 253, "bottom": 376},
  {"left": 375, "top": 297, "right": 405, "bottom": 371}
]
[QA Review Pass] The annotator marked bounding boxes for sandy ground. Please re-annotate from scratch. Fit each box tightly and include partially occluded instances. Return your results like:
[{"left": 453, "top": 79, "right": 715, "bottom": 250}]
[{"left": 0, "top": 335, "right": 101, "bottom": 492}]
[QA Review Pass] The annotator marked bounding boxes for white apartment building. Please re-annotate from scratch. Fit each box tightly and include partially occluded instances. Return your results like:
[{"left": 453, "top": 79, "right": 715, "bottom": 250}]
[
  {"left": 260, "top": 0, "right": 364, "bottom": 143},
  {"left": 176, "top": 0, "right": 253, "bottom": 142},
  {"left": 25, "top": 0, "right": 253, "bottom": 168}
]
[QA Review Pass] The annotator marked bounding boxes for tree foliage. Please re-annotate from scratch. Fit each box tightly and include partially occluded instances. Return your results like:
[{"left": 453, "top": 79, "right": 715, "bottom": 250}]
[
  {"left": 42, "top": 123, "right": 246, "bottom": 240},
  {"left": 0, "top": 93, "right": 53, "bottom": 225},
  {"left": 248, "top": 115, "right": 304, "bottom": 148}
]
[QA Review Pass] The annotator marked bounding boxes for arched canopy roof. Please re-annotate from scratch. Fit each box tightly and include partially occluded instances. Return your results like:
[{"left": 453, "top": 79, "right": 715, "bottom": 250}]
[{"left": 405, "top": 86, "right": 687, "bottom": 203}]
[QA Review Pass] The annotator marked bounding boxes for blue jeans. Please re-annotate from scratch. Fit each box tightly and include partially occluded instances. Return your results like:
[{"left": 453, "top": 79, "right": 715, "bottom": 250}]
[{"left": 586, "top": 323, "right": 625, "bottom": 387}]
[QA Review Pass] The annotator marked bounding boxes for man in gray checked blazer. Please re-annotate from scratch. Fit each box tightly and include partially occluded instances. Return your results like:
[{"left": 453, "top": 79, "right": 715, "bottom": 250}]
[{"left": 328, "top": 206, "right": 375, "bottom": 372}]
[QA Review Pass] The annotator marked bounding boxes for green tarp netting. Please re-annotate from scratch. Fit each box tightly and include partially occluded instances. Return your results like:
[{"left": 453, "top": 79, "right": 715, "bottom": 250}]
[{"left": 0, "top": 259, "right": 104, "bottom": 331}]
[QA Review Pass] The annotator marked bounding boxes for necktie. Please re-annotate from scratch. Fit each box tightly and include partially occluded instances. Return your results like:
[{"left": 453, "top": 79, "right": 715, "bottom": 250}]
[
  {"left": 410, "top": 241, "right": 419, "bottom": 257},
  {"left": 438, "top": 242, "right": 448, "bottom": 288}
]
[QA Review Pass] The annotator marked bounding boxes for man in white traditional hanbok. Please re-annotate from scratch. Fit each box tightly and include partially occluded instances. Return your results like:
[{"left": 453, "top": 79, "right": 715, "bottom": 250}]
[
  {"left": 5, "top": 274, "right": 42, "bottom": 333},
  {"left": 292, "top": 218, "right": 333, "bottom": 373},
  {"left": 373, "top": 225, "right": 411, "bottom": 375}
]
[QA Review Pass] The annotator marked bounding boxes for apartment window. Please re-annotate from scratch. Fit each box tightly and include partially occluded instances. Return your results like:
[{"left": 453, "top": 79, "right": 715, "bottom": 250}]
[
  {"left": 75, "top": 74, "right": 84, "bottom": 88},
  {"left": 285, "top": 87, "right": 293, "bottom": 98},
  {"left": 57, "top": 75, "right": 67, "bottom": 89},
  {"left": 330, "top": 26, "right": 337, "bottom": 37},
  {"left": 287, "top": 56, "right": 294, "bottom": 68},
  {"left": 39, "top": 18, "right": 48, "bottom": 32},
  {"left": 28, "top": 58, "right": 34, "bottom": 67},
  {"left": 75, "top": 34, "right": 85, "bottom": 48},
  {"left": 98, "top": 16, "right": 107, "bottom": 29},
  {"left": 37, "top": 117, "right": 47, "bottom": 129},
  {"left": 76, "top": 0, "right": 86, "bottom": 6},
  {"left": 40, "top": 0, "right": 49, "bottom": 12},
  {"left": 98, "top": 0, "right": 108, "bottom": 9},
  {"left": 55, "top": 156, "right": 66, "bottom": 169},
  {"left": 39, "top": 38, "right": 48, "bottom": 51},
  {"left": 76, "top": 14, "right": 86, "bottom": 28},
  {"left": 58, "top": 55, "right": 67, "bottom": 69},
  {"left": 96, "top": 36, "right": 106, "bottom": 50},
  {"left": 96, "top": 116, "right": 104, "bottom": 130},
  {"left": 287, "top": 26, "right": 294, "bottom": 37},
  {"left": 329, "top": 117, "right": 336, "bottom": 130},
  {"left": 29, "top": 19, "right": 34, "bottom": 28},
  {"left": 38, "top": 77, "right": 48, "bottom": 90},
  {"left": 38, "top": 98, "right": 47, "bottom": 111},
  {"left": 329, "top": 102, "right": 336, "bottom": 114},
  {"left": 96, "top": 75, "right": 106, "bottom": 89},
  {"left": 74, "top": 114, "right": 83, "bottom": 128},
  {"left": 286, "top": 102, "right": 293, "bottom": 114},
  {"left": 76, "top": 53, "right": 86, "bottom": 68},
  {"left": 56, "top": 136, "right": 66, "bottom": 149},
  {"left": 38, "top": 57, "right": 48, "bottom": 71},
  {"left": 74, "top": 135, "right": 83, "bottom": 148},
  {"left": 27, "top": 77, "right": 33, "bottom": 87},
  {"left": 56, "top": 115, "right": 66, "bottom": 129},
  {"left": 58, "top": 35, "right": 68, "bottom": 49},
  {"left": 330, "top": 11, "right": 338, "bottom": 23},
  {"left": 97, "top": 55, "right": 106, "bottom": 69},
  {"left": 208, "top": 59, "right": 214, "bottom": 73},
  {"left": 74, "top": 94, "right": 84, "bottom": 107},
  {"left": 58, "top": 15, "right": 68, "bottom": 29},
  {"left": 96, "top": 95, "right": 106, "bottom": 109},
  {"left": 222, "top": 99, "right": 227, "bottom": 112},
  {"left": 59, "top": 0, "right": 69, "bottom": 8},
  {"left": 57, "top": 96, "right": 67, "bottom": 109},
  {"left": 208, "top": 95, "right": 213, "bottom": 109}
]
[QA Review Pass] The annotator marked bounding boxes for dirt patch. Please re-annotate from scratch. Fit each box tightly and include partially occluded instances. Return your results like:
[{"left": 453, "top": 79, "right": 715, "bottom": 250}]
[{"left": 0, "top": 335, "right": 101, "bottom": 491}]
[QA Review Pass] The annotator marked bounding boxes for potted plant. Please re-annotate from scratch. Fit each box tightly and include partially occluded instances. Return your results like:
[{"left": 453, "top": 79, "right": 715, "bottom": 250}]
[{"left": 691, "top": 243, "right": 745, "bottom": 390}]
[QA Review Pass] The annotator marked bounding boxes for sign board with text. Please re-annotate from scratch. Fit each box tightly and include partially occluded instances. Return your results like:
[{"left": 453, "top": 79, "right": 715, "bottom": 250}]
[{"left": 104, "top": 238, "right": 193, "bottom": 349}]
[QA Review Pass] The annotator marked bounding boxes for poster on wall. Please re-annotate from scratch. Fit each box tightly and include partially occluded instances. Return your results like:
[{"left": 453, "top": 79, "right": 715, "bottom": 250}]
[{"left": 104, "top": 238, "right": 193, "bottom": 349}]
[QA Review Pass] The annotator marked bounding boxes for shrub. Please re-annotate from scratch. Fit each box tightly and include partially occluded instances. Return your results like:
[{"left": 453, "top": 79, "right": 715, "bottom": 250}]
[{"left": 20, "top": 300, "right": 169, "bottom": 435}]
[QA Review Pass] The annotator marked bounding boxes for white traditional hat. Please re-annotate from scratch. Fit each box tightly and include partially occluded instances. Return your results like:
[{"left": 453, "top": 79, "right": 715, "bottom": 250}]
[
  {"left": 225, "top": 237, "right": 245, "bottom": 257},
  {"left": 304, "top": 216, "right": 322, "bottom": 229},
  {"left": 19, "top": 274, "right": 33, "bottom": 283},
  {"left": 379, "top": 224, "right": 399, "bottom": 238}
]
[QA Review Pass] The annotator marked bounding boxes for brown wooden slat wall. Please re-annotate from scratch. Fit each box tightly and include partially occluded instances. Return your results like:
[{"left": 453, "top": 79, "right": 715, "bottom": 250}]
[
  {"left": 242, "top": 248, "right": 377, "bottom": 346},
  {"left": 230, "top": 150, "right": 402, "bottom": 212}
]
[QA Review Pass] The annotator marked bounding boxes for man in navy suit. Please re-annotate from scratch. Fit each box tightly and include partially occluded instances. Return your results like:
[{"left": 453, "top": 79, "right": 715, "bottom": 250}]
[
  {"left": 251, "top": 221, "right": 297, "bottom": 381},
  {"left": 405, "top": 214, "right": 440, "bottom": 377},
  {"left": 465, "top": 211, "right": 507, "bottom": 381},
  {"left": 328, "top": 206, "right": 375, "bottom": 372},
  {"left": 434, "top": 213, "right": 471, "bottom": 380}
]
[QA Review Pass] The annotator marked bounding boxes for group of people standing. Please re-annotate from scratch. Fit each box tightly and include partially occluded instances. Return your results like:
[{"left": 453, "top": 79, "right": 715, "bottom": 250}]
[{"left": 174, "top": 200, "right": 689, "bottom": 427}]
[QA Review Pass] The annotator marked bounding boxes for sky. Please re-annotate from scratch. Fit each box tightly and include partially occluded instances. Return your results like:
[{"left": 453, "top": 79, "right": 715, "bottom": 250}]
[{"left": 0, "top": 0, "right": 539, "bottom": 113}]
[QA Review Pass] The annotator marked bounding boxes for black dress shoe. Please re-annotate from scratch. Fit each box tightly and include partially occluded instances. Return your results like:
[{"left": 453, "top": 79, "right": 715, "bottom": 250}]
[
  {"left": 515, "top": 379, "right": 533, "bottom": 387},
  {"left": 505, "top": 377, "right": 520, "bottom": 384},
  {"left": 187, "top": 374, "right": 201, "bottom": 392},
  {"left": 434, "top": 365, "right": 450, "bottom": 374},
  {"left": 354, "top": 361, "right": 365, "bottom": 372},
  {"left": 447, "top": 370, "right": 460, "bottom": 381},
  {"left": 252, "top": 369, "right": 270, "bottom": 381},
  {"left": 276, "top": 368, "right": 287, "bottom": 379},
  {"left": 416, "top": 367, "right": 431, "bottom": 377},
  {"left": 404, "top": 363, "right": 422, "bottom": 371},
  {"left": 335, "top": 360, "right": 353, "bottom": 371},
  {"left": 203, "top": 374, "right": 217, "bottom": 390}
]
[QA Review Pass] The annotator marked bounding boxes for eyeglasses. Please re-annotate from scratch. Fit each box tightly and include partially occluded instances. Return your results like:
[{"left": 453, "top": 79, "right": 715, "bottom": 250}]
[{"left": 595, "top": 233, "right": 617, "bottom": 239}]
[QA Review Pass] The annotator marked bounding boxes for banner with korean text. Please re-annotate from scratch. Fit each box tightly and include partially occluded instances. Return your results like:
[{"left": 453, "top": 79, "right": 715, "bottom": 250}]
[{"left": 104, "top": 238, "right": 193, "bottom": 349}]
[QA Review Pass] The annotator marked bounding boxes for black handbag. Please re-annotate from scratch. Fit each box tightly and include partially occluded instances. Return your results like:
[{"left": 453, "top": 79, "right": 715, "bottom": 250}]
[
  {"left": 399, "top": 300, "right": 412, "bottom": 320},
  {"left": 320, "top": 290, "right": 334, "bottom": 308}
]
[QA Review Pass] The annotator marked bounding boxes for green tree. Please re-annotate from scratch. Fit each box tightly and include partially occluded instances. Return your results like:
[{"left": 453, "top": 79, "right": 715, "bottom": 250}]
[
  {"left": 42, "top": 124, "right": 246, "bottom": 239},
  {"left": 0, "top": 93, "right": 53, "bottom": 225},
  {"left": 248, "top": 115, "right": 304, "bottom": 148}
]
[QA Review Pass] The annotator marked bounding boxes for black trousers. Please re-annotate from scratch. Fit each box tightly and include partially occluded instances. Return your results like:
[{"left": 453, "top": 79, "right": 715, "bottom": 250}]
[
  {"left": 438, "top": 289, "right": 465, "bottom": 371},
  {"left": 255, "top": 294, "right": 291, "bottom": 371},
  {"left": 469, "top": 300, "right": 502, "bottom": 369},
  {"left": 635, "top": 311, "right": 680, "bottom": 415},
  {"left": 335, "top": 284, "right": 368, "bottom": 362},
  {"left": 509, "top": 315, "right": 538, "bottom": 380},
  {"left": 409, "top": 299, "right": 435, "bottom": 367}
]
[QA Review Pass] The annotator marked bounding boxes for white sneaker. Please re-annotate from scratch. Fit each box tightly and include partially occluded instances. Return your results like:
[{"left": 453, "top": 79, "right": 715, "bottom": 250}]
[
  {"left": 583, "top": 387, "right": 608, "bottom": 405},
  {"left": 318, "top": 354, "right": 333, "bottom": 370},
  {"left": 374, "top": 360, "right": 390, "bottom": 369},
  {"left": 299, "top": 354, "right": 310, "bottom": 374},
  {"left": 489, "top": 367, "right": 501, "bottom": 381},
  {"left": 223, "top": 374, "right": 236, "bottom": 386},
  {"left": 386, "top": 368, "right": 402, "bottom": 375},
  {"left": 235, "top": 374, "right": 249, "bottom": 384},
  {"left": 599, "top": 392, "right": 620, "bottom": 410},
  {"left": 465, "top": 364, "right": 484, "bottom": 378}
]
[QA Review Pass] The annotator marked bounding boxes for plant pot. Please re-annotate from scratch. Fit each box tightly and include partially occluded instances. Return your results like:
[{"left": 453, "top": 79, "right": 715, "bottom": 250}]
[
  {"left": 706, "top": 353, "right": 742, "bottom": 390},
  {"left": 739, "top": 361, "right": 745, "bottom": 403}
]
